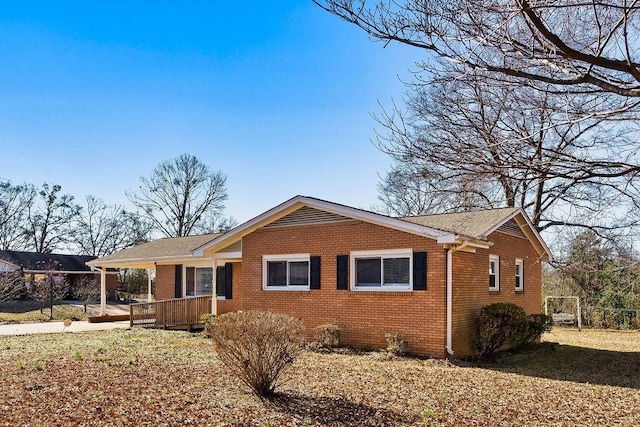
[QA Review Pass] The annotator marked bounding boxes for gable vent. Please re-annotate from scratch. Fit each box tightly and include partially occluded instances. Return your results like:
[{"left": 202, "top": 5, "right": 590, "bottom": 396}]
[
  {"left": 497, "top": 219, "right": 526, "bottom": 239},
  {"left": 265, "top": 206, "right": 353, "bottom": 228}
]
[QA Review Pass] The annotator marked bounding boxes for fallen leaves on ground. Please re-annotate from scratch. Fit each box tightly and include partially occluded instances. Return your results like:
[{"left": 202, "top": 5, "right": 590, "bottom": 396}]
[{"left": 0, "top": 328, "right": 638, "bottom": 426}]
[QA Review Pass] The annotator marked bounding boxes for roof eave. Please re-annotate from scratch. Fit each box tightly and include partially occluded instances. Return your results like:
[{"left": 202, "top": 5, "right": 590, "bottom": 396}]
[
  {"left": 193, "top": 195, "right": 451, "bottom": 256},
  {"left": 484, "top": 208, "right": 553, "bottom": 262},
  {"left": 86, "top": 254, "right": 207, "bottom": 269}
]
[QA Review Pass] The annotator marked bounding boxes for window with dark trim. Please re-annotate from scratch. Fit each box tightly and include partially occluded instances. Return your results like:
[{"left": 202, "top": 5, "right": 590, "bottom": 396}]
[
  {"left": 185, "top": 266, "right": 213, "bottom": 296},
  {"left": 350, "top": 249, "right": 413, "bottom": 291}
]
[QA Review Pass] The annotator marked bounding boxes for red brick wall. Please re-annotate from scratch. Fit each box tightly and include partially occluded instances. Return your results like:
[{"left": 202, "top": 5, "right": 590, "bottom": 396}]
[
  {"left": 105, "top": 274, "right": 119, "bottom": 300},
  {"left": 240, "top": 221, "right": 448, "bottom": 357},
  {"left": 155, "top": 265, "right": 176, "bottom": 301},
  {"left": 450, "top": 231, "right": 543, "bottom": 356}
]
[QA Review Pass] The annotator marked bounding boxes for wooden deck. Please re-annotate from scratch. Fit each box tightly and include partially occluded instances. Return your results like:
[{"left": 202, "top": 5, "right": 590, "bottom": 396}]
[{"left": 129, "top": 295, "right": 213, "bottom": 331}]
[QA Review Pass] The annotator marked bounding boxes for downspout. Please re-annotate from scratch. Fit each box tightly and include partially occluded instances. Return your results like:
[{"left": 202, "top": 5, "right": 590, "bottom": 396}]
[{"left": 446, "top": 248, "right": 454, "bottom": 355}]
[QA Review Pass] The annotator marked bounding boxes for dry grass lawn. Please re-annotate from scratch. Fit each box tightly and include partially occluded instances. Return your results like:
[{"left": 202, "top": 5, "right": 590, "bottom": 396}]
[
  {"left": 0, "top": 301, "right": 91, "bottom": 323},
  {"left": 0, "top": 327, "right": 638, "bottom": 426}
]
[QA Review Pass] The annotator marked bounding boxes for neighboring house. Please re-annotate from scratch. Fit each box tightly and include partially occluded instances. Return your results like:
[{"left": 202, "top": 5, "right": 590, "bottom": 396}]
[
  {"left": 88, "top": 195, "right": 552, "bottom": 358},
  {"left": 0, "top": 250, "right": 119, "bottom": 299}
]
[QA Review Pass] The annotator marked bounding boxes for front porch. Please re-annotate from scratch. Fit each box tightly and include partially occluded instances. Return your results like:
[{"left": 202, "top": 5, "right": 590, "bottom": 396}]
[{"left": 129, "top": 295, "right": 213, "bottom": 331}]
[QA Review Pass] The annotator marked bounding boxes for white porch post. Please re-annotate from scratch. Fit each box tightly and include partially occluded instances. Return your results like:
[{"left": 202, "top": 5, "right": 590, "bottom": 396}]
[
  {"left": 147, "top": 268, "right": 153, "bottom": 301},
  {"left": 100, "top": 267, "right": 107, "bottom": 316}
]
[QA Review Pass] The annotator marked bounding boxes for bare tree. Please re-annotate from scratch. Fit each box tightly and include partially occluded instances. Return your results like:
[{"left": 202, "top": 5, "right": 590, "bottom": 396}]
[
  {"left": 126, "top": 154, "right": 229, "bottom": 237},
  {"left": 377, "top": 163, "right": 494, "bottom": 216},
  {"left": 0, "top": 181, "right": 33, "bottom": 251},
  {"left": 71, "top": 195, "right": 152, "bottom": 257},
  {"left": 376, "top": 70, "right": 640, "bottom": 238},
  {"left": 198, "top": 213, "right": 238, "bottom": 234},
  {"left": 0, "top": 269, "right": 24, "bottom": 302},
  {"left": 23, "top": 183, "right": 81, "bottom": 253},
  {"left": 26, "top": 261, "right": 70, "bottom": 317},
  {"left": 73, "top": 276, "right": 100, "bottom": 313},
  {"left": 315, "top": 0, "right": 640, "bottom": 98}
]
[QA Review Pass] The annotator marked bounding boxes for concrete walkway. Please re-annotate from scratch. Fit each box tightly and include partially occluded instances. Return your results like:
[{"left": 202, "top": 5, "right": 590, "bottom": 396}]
[
  {"left": 0, "top": 301, "right": 138, "bottom": 336},
  {"left": 0, "top": 320, "right": 131, "bottom": 336}
]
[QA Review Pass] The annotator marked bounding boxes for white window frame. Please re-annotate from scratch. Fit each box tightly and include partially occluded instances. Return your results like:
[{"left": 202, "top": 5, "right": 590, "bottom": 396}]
[
  {"left": 184, "top": 264, "right": 214, "bottom": 297},
  {"left": 489, "top": 254, "right": 500, "bottom": 291},
  {"left": 350, "top": 248, "right": 413, "bottom": 292},
  {"left": 515, "top": 258, "right": 524, "bottom": 291},
  {"left": 262, "top": 254, "right": 310, "bottom": 291}
]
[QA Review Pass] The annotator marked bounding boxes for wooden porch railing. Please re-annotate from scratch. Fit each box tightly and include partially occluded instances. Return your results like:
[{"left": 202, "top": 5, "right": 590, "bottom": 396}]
[{"left": 130, "top": 295, "right": 213, "bottom": 331}]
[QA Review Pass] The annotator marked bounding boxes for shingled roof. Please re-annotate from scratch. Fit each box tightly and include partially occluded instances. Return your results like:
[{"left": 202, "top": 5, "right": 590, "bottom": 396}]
[
  {"left": 0, "top": 250, "right": 96, "bottom": 272},
  {"left": 88, "top": 233, "right": 220, "bottom": 266},
  {"left": 89, "top": 197, "right": 551, "bottom": 267},
  {"left": 400, "top": 207, "right": 521, "bottom": 240}
]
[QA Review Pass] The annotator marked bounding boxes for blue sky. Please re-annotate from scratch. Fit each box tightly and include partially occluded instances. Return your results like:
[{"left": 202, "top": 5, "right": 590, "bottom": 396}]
[{"left": 0, "top": 1, "right": 422, "bottom": 223}]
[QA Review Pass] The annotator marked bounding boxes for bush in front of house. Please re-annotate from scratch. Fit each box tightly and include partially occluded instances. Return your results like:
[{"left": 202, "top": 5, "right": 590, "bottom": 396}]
[
  {"left": 314, "top": 323, "right": 341, "bottom": 348},
  {"left": 210, "top": 310, "right": 305, "bottom": 398},
  {"left": 524, "top": 313, "right": 552, "bottom": 344},
  {"left": 200, "top": 313, "right": 216, "bottom": 338},
  {"left": 385, "top": 331, "right": 409, "bottom": 356},
  {"left": 475, "top": 303, "right": 553, "bottom": 358},
  {"left": 474, "top": 303, "right": 528, "bottom": 358}
]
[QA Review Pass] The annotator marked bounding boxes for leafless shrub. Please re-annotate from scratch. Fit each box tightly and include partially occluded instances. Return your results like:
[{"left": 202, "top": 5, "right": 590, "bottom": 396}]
[
  {"left": 73, "top": 276, "right": 100, "bottom": 313},
  {"left": 314, "top": 324, "right": 341, "bottom": 348},
  {"left": 210, "top": 310, "right": 304, "bottom": 398},
  {"left": 26, "top": 261, "right": 70, "bottom": 315},
  {"left": 0, "top": 269, "right": 24, "bottom": 302},
  {"left": 27, "top": 275, "right": 70, "bottom": 314},
  {"left": 385, "top": 331, "right": 409, "bottom": 356},
  {"left": 200, "top": 313, "right": 216, "bottom": 338}
]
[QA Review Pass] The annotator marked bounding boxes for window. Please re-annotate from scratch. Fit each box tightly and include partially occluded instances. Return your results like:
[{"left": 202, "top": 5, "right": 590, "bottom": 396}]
[
  {"left": 515, "top": 258, "right": 524, "bottom": 291},
  {"left": 185, "top": 267, "right": 213, "bottom": 296},
  {"left": 350, "top": 249, "right": 412, "bottom": 291},
  {"left": 263, "top": 254, "right": 310, "bottom": 290},
  {"left": 489, "top": 255, "right": 500, "bottom": 291}
]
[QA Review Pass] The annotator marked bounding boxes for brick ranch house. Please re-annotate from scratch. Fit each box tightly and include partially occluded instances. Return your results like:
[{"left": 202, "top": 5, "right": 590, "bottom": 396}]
[{"left": 88, "top": 195, "right": 552, "bottom": 358}]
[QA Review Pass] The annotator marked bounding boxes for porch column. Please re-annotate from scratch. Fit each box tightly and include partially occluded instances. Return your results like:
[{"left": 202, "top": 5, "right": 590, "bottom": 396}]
[
  {"left": 100, "top": 267, "right": 107, "bottom": 316},
  {"left": 147, "top": 268, "right": 153, "bottom": 301}
]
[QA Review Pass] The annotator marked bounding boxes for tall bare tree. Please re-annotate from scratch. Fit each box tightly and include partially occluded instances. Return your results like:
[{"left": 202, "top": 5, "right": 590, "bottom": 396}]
[
  {"left": 71, "top": 195, "right": 152, "bottom": 257},
  {"left": 0, "top": 181, "right": 32, "bottom": 251},
  {"left": 23, "top": 183, "right": 81, "bottom": 253},
  {"left": 315, "top": 0, "right": 640, "bottom": 98},
  {"left": 376, "top": 70, "right": 640, "bottom": 238},
  {"left": 126, "top": 154, "right": 229, "bottom": 237},
  {"left": 378, "top": 162, "right": 495, "bottom": 217}
]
